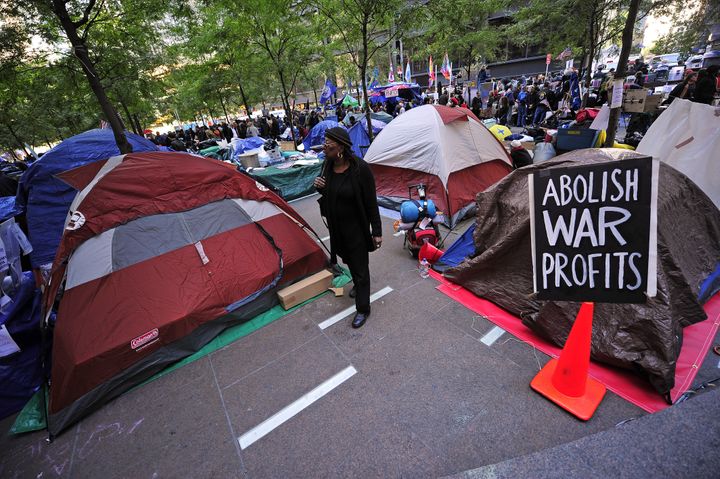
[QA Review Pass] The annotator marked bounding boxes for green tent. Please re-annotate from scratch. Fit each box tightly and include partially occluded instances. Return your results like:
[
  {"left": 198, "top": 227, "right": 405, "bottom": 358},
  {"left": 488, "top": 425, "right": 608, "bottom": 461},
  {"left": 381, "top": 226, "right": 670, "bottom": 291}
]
[{"left": 340, "top": 94, "right": 359, "bottom": 107}]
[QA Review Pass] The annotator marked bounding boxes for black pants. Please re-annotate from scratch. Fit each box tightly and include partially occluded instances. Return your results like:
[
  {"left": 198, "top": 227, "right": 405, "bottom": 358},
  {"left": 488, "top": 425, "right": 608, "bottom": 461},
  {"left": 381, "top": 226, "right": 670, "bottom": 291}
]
[{"left": 341, "top": 247, "right": 371, "bottom": 314}]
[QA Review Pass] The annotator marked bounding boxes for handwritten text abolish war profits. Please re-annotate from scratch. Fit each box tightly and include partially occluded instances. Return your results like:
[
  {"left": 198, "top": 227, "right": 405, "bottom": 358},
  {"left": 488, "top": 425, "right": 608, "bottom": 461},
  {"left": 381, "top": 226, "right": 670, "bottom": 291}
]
[{"left": 540, "top": 167, "right": 642, "bottom": 291}]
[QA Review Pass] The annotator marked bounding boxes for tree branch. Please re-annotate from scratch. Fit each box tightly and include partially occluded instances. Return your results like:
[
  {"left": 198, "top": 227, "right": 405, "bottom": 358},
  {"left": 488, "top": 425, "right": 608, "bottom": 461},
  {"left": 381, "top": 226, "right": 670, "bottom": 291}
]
[
  {"left": 81, "top": 0, "right": 107, "bottom": 42},
  {"left": 73, "top": 0, "right": 98, "bottom": 28}
]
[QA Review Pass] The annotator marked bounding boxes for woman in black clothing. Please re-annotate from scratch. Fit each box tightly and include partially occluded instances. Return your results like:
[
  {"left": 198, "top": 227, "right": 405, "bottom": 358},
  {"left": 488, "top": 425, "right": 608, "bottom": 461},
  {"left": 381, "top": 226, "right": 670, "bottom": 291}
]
[
  {"left": 313, "top": 127, "right": 382, "bottom": 329},
  {"left": 667, "top": 71, "right": 697, "bottom": 104}
]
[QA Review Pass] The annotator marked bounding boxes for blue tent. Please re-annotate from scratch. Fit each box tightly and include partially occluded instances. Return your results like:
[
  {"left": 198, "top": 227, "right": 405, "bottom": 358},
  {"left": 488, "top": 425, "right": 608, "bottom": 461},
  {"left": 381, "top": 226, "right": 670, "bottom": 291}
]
[
  {"left": 347, "top": 122, "right": 372, "bottom": 158},
  {"left": 302, "top": 120, "right": 343, "bottom": 151},
  {"left": 432, "top": 223, "right": 476, "bottom": 273},
  {"left": 365, "top": 118, "right": 387, "bottom": 135},
  {"left": 343, "top": 114, "right": 387, "bottom": 134},
  {"left": 15, "top": 129, "right": 158, "bottom": 268}
]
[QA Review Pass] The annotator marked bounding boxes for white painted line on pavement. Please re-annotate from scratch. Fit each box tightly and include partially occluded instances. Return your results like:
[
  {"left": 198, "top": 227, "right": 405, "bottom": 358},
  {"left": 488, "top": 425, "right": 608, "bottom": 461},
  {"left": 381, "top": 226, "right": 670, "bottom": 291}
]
[
  {"left": 393, "top": 231, "right": 404, "bottom": 237},
  {"left": 318, "top": 286, "right": 393, "bottom": 330},
  {"left": 238, "top": 365, "right": 357, "bottom": 449},
  {"left": 480, "top": 326, "right": 506, "bottom": 346}
]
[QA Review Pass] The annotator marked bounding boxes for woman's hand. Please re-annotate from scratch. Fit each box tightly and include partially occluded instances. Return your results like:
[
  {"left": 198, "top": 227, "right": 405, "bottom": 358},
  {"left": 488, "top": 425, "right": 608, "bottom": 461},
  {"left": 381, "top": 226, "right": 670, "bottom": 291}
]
[
  {"left": 373, "top": 236, "right": 382, "bottom": 249},
  {"left": 313, "top": 176, "right": 326, "bottom": 189}
]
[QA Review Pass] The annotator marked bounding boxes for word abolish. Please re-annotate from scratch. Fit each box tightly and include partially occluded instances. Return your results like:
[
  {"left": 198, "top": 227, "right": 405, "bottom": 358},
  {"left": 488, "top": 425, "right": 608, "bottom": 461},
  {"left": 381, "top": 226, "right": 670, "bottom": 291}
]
[
  {"left": 531, "top": 159, "right": 655, "bottom": 303},
  {"left": 542, "top": 168, "right": 639, "bottom": 207}
]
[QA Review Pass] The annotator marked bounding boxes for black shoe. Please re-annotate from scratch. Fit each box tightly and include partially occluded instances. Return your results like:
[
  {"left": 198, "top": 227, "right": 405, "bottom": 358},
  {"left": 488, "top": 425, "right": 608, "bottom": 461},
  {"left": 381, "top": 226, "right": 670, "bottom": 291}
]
[
  {"left": 352, "top": 312, "right": 369, "bottom": 328},
  {"left": 348, "top": 286, "right": 356, "bottom": 298}
]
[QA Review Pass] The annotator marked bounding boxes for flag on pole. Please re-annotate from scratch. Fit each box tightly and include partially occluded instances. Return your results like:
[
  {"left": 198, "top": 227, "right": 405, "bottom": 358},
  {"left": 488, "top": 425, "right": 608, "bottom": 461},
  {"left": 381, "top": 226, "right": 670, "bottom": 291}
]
[
  {"left": 557, "top": 47, "right": 573, "bottom": 60},
  {"left": 441, "top": 53, "right": 451, "bottom": 80},
  {"left": 396, "top": 65, "right": 403, "bottom": 76},
  {"left": 428, "top": 56, "right": 435, "bottom": 87},
  {"left": 388, "top": 64, "right": 394, "bottom": 82},
  {"left": 319, "top": 79, "right": 336, "bottom": 104},
  {"left": 405, "top": 60, "right": 412, "bottom": 83}
]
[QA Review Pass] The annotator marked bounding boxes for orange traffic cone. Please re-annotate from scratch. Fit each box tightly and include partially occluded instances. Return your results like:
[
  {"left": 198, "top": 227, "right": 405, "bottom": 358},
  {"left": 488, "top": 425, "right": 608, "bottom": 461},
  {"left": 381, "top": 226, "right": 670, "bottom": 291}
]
[
  {"left": 418, "top": 242, "right": 444, "bottom": 264},
  {"left": 530, "top": 302, "right": 606, "bottom": 420}
]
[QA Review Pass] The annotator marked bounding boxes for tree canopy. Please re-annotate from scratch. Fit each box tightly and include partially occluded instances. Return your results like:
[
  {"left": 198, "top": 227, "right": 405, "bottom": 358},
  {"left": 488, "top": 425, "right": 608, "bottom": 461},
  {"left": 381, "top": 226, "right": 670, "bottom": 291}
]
[{"left": 0, "top": 0, "right": 704, "bottom": 154}]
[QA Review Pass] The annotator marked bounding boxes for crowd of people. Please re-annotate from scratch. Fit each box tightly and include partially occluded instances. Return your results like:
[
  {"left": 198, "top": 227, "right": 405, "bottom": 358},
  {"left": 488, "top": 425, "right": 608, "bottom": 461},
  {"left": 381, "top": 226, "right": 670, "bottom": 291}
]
[{"left": 141, "top": 61, "right": 719, "bottom": 153}]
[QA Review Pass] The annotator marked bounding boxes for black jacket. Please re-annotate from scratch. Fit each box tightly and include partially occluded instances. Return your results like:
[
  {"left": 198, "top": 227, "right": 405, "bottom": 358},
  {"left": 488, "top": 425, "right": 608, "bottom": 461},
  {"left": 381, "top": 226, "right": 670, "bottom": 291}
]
[
  {"left": 693, "top": 76, "right": 716, "bottom": 105},
  {"left": 317, "top": 157, "right": 382, "bottom": 262},
  {"left": 510, "top": 148, "right": 533, "bottom": 169}
]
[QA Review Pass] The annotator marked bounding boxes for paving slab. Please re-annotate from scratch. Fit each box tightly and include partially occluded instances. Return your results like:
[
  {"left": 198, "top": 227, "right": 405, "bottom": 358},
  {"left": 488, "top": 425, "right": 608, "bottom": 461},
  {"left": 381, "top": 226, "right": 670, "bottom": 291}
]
[
  {"left": 222, "top": 334, "right": 349, "bottom": 436},
  {"left": 445, "top": 387, "right": 720, "bottom": 479}
]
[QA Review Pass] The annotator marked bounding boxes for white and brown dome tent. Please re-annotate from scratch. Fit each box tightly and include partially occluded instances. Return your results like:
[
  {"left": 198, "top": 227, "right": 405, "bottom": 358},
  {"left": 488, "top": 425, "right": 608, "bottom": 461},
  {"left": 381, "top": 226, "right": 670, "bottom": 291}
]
[
  {"left": 42, "top": 151, "right": 328, "bottom": 436},
  {"left": 364, "top": 105, "right": 513, "bottom": 227}
]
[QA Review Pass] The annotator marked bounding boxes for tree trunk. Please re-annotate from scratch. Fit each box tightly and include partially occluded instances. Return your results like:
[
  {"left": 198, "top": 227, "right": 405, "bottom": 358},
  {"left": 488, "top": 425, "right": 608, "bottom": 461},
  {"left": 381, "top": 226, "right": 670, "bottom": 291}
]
[
  {"left": 51, "top": 0, "right": 132, "bottom": 154},
  {"left": 312, "top": 86, "right": 318, "bottom": 107},
  {"left": 604, "top": 0, "right": 641, "bottom": 147},
  {"left": 119, "top": 99, "right": 138, "bottom": 134},
  {"left": 219, "top": 94, "right": 230, "bottom": 123},
  {"left": 361, "top": 21, "right": 374, "bottom": 143},
  {"left": 581, "top": 7, "right": 596, "bottom": 109},
  {"left": 5, "top": 123, "right": 30, "bottom": 157},
  {"left": 238, "top": 83, "right": 251, "bottom": 117},
  {"left": 277, "top": 70, "right": 297, "bottom": 146},
  {"left": 133, "top": 114, "right": 143, "bottom": 135}
]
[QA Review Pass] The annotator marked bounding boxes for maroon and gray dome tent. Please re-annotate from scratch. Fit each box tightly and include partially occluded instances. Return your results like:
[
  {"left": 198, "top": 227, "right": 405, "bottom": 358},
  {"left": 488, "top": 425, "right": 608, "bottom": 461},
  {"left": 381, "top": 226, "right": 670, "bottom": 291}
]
[
  {"left": 43, "top": 152, "right": 328, "bottom": 436},
  {"left": 364, "top": 105, "right": 513, "bottom": 227}
]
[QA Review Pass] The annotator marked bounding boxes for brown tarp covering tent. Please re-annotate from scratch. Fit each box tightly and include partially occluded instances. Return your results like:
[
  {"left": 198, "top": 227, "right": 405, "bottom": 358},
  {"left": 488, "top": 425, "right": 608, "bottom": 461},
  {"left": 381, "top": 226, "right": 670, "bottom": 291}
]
[{"left": 444, "top": 149, "right": 720, "bottom": 395}]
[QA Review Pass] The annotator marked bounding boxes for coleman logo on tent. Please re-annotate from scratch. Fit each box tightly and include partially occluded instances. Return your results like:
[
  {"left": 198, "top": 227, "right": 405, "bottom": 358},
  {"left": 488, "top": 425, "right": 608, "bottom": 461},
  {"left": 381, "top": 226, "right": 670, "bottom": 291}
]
[
  {"left": 66, "top": 211, "right": 86, "bottom": 231},
  {"left": 131, "top": 328, "right": 159, "bottom": 351},
  {"left": 255, "top": 181, "right": 269, "bottom": 192}
]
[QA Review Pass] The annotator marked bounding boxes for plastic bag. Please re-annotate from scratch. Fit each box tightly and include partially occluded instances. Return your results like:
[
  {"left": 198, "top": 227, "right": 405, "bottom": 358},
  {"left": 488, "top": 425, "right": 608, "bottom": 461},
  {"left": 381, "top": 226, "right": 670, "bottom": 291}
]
[{"left": 533, "top": 142, "right": 556, "bottom": 163}]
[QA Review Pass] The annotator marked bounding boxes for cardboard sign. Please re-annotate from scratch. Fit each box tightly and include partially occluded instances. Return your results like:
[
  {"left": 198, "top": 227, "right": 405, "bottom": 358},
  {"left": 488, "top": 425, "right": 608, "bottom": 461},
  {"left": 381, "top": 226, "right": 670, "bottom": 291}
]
[
  {"left": 385, "top": 88, "right": 399, "bottom": 98},
  {"left": 529, "top": 157, "right": 659, "bottom": 303},
  {"left": 610, "top": 79, "right": 624, "bottom": 108}
]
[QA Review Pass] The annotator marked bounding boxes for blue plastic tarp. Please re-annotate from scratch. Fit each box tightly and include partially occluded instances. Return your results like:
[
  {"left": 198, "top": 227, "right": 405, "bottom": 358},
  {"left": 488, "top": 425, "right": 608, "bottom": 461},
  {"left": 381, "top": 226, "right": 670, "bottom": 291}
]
[
  {"left": 302, "top": 120, "right": 343, "bottom": 151},
  {"left": 0, "top": 196, "right": 16, "bottom": 222},
  {"left": 0, "top": 272, "right": 44, "bottom": 420},
  {"left": 15, "top": 129, "right": 158, "bottom": 268},
  {"left": 699, "top": 262, "right": 720, "bottom": 303},
  {"left": 432, "top": 223, "right": 476, "bottom": 273},
  {"left": 231, "top": 137, "right": 266, "bottom": 160}
]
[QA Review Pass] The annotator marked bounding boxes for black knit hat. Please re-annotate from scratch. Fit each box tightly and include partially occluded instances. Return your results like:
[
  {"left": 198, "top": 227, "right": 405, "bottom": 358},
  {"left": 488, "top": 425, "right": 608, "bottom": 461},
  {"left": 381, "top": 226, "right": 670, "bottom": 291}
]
[{"left": 324, "top": 127, "right": 353, "bottom": 148}]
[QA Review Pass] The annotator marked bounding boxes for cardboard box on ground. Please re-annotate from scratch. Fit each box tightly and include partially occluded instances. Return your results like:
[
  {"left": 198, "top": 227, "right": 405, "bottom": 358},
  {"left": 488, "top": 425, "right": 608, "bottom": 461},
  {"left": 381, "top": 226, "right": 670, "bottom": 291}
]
[
  {"left": 279, "top": 140, "right": 295, "bottom": 151},
  {"left": 277, "top": 269, "right": 334, "bottom": 309}
]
